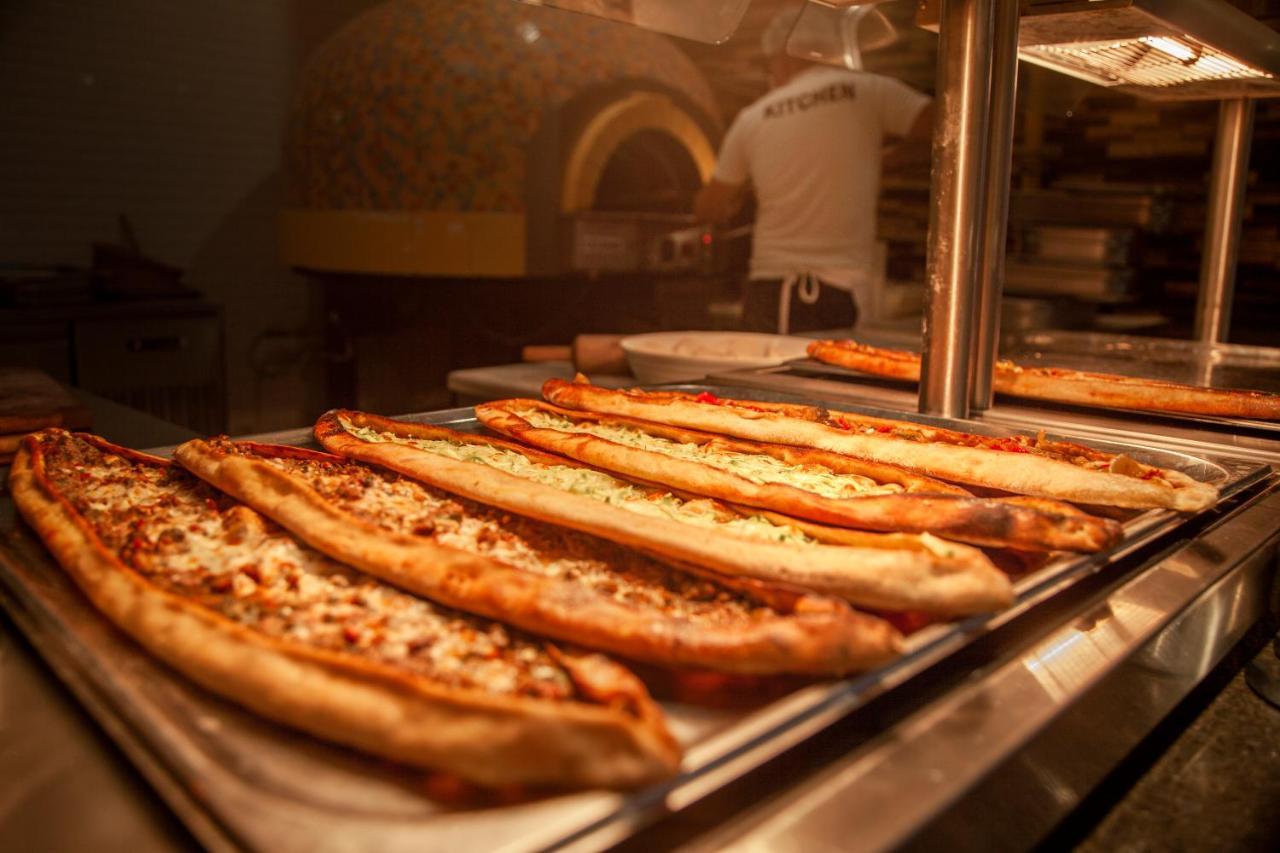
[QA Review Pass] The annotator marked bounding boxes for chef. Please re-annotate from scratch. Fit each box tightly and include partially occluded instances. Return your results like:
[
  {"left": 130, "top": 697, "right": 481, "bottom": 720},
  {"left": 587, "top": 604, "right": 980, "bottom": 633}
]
[{"left": 694, "top": 5, "right": 932, "bottom": 334}]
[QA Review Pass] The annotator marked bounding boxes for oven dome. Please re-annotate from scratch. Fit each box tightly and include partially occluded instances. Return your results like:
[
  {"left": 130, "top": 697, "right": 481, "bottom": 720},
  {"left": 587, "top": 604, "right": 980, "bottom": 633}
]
[{"left": 282, "top": 0, "right": 719, "bottom": 277}]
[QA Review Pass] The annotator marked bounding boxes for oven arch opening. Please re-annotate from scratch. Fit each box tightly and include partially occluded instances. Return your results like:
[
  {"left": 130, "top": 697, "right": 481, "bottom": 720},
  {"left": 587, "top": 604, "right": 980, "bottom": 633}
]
[
  {"left": 560, "top": 91, "right": 716, "bottom": 214},
  {"left": 592, "top": 128, "right": 703, "bottom": 213}
]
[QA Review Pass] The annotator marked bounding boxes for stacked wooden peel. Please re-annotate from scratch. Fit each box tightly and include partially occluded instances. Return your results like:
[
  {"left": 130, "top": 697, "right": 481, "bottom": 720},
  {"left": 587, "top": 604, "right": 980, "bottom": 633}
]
[{"left": 8, "top": 376, "right": 1221, "bottom": 791}]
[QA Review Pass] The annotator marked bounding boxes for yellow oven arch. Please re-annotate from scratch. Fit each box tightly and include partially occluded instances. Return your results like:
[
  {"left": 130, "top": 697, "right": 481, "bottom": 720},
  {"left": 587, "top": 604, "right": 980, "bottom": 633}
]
[{"left": 560, "top": 91, "right": 716, "bottom": 214}]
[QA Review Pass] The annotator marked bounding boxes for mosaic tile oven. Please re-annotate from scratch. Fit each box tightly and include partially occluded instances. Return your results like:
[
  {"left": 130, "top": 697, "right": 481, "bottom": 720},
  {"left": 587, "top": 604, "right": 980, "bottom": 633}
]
[{"left": 282, "top": 0, "right": 721, "bottom": 277}]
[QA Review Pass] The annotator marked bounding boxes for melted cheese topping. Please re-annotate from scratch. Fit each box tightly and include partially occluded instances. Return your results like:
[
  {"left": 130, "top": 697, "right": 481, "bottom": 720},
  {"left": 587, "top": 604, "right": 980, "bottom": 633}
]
[
  {"left": 516, "top": 409, "right": 904, "bottom": 500},
  {"left": 342, "top": 420, "right": 815, "bottom": 546},
  {"left": 39, "top": 434, "right": 575, "bottom": 699},
  {"left": 214, "top": 441, "right": 771, "bottom": 623},
  {"left": 824, "top": 411, "right": 1172, "bottom": 484}
]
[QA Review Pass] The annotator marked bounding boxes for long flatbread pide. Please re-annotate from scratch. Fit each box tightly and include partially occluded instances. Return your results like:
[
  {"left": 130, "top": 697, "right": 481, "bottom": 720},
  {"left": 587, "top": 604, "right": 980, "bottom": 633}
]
[
  {"left": 315, "top": 410, "right": 1014, "bottom": 616},
  {"left": 475, "top": 398, "right": 1121, "bottom": 554},
  {"left": 10, "top": 429, "right": 680, "bottom": 788},
  {"left": 807, "top": 338, "right": 1280, "bottom": 421},
  {"left": 175, "top": 437, "right": 897, "bottom": 676},
  {"left": 542, "top": 378, "right": 1218, "bottom": 512}
]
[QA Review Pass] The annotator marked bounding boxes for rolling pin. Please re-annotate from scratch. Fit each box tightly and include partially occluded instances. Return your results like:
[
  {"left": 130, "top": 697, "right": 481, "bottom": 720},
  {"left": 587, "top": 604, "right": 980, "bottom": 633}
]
[{"left": 522, "top": 334, "right": 629, "bottom": 375}]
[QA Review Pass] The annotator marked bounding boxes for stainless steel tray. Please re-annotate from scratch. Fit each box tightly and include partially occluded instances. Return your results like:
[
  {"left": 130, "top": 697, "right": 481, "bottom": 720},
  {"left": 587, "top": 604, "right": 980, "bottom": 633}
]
[
  {"left": 782, "top": 338, "right": 1280, "bottom": 439},
  {"left": 1020, "top": 225, "right": 1134, "bottom": 266},
  {"left": 0, "top": 391, "right": 1271, "bottom": 852},
  {"left": 1002, "top": 261, "right": 1135, "bottom": 302},
  {"left": 1004, "top": 331, "right": 1280, "bottom": 395},
  {"left": 711, "top": 365, "right": 1280, "bottom": 468}
]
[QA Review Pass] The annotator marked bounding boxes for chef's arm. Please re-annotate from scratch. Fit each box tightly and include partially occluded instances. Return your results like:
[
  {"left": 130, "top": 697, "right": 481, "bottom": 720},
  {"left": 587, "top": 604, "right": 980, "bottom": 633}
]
[
  {"left": 694, "top": 179, "right": 747, "bottom": 225},
  {"left": 906, "top": 102, "right": 934, "bottom": 141},
  {"left": 883, "top": 101, "right": 934, "bottom": 171}
]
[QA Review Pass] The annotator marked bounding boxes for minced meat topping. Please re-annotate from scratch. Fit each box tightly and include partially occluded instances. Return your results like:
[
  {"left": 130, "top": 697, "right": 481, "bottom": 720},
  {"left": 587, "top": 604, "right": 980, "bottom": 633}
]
[
  {"left": 215, "top": 439, "right": 773, "bottom": 625},
  {"left": 36, "top": 433, "right": 575, "bottom": 700}
]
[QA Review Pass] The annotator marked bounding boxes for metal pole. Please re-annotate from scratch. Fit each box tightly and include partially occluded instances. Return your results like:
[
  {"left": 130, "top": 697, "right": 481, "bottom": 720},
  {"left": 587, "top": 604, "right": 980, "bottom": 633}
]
[
  {"left": 968, "top": 0, "right": 1020, "bottom": 412},
  {"left": 919, "top": 0, "right": 995, "bottom": 418},
  {"left": 1193, "top": 97, "right": 1254, "bottom": 345}
]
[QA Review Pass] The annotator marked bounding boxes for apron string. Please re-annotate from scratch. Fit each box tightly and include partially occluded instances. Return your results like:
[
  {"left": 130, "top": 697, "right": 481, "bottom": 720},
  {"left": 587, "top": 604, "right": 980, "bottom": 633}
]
[{"left": 777, "top": 272, "right": 822, "bottom": 334}]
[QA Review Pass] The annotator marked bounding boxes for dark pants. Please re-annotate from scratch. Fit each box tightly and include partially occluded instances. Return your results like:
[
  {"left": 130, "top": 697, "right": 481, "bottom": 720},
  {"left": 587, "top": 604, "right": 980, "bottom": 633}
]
[{"left": 740, "top": 278, "right": 858, "bottom": 334}]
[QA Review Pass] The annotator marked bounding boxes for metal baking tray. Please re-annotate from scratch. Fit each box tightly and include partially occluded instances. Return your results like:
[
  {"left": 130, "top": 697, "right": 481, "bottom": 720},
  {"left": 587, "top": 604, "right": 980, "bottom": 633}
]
[
  {"left": 1018, "top": 225, "right": 1134, "bottom": 266},
  {"left": 1002, "top": 261, "right": 1135, "bottom": 302},
  {"left": 1003, "top": 331, "right": 1280, "bottom": 395},
  {"left": 0, "top": 390, "right": 1271, "bottom": 852},
  {"left": 782, "top": 334, "right": 1280, "bottom": 440}
]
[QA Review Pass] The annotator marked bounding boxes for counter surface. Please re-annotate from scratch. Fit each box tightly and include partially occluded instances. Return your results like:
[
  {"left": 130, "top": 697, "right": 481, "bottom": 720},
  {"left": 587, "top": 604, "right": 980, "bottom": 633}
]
[{"left": 1, "top": 392, "right": 198, "bottom": 851}]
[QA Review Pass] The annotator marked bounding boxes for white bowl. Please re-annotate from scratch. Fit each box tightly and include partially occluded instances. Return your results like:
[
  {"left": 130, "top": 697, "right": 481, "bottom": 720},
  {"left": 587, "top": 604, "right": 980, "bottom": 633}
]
[{"left": 620, "top": 331, "right": 811, "bottom": 384}]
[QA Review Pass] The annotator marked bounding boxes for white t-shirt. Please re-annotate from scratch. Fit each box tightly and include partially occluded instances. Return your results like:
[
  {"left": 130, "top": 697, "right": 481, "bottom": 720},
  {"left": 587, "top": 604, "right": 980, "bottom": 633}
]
[{"left": 713, "top": 66, "right": 930, "bottom": 290}]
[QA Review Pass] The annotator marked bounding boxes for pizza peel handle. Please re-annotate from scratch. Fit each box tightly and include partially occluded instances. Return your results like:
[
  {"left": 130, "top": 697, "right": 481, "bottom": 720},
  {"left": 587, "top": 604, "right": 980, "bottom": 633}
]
[
  {"left": 573, "top": 335, "right": 629, "bottom": 375},
  {"left": 521, "top": 336, "right": 628, "bottom": 375},
  {"left": 522, "top": 345, "right": 571, "bottom": 362}
]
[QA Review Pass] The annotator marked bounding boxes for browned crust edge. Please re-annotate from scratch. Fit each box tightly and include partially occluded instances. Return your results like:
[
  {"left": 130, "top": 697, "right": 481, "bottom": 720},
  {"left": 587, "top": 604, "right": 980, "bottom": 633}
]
[
  {"left": 499, "top": 400, "right": 970, "bottom": 496},
  {"left": 807, "top": 340, "right": 922, "bottom": 382},
  {"left": 480, "top": 399, "right": 1122, "bottom": 554},
  {"left": 541, "top": 379, "right": 1218, "bottom": 513},
  {"left": 175, "top": 438, "right": 895, "bottom": 676},
  {"left": 808, "top": 339, "right": 1280, "bottom": 421},
  {"left": 994, "top": 367, "right": 1280, "bottom": 421},
  {"left": 10, "top": 430, "right": 680, "bottom": 788},
  {"left": 316, "top": 411, "right": 1011, "bottom": 617}
]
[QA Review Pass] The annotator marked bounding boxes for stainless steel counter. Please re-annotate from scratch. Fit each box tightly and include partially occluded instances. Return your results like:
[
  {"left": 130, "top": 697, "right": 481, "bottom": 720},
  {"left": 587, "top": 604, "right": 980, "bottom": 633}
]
[
  {"left": 0, "top": 394, "right": 198, "bottom": 851},
  {"left": 683, "top": 481, "right": 1280, "bottom": 851},
  {"left": 0, "top": 607, "right": 197, "bottom": 851},
  {"left": 446, "top": 361, "right": 632, "bottom": 406},
  {"left": 659, "top": 365, "right": 1280, "bottom": 849}
]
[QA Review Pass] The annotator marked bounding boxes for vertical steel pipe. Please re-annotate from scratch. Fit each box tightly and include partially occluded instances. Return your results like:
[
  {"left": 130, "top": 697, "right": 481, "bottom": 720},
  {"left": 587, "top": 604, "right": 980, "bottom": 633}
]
[
  {"left": 1194, "top": 97, "right": 1254, "bottom": 345},
  {"left": 919, "top": 0, "right": 995, "bottom": 418},
  {"left": 968, "top": 0, "right": 1021, "bottom": 411}
]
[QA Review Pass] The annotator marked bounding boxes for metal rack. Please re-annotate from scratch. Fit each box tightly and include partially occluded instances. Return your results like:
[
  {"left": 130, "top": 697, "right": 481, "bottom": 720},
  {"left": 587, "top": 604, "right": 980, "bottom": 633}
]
[{"left": 917, "top": 0, "right": 1280, "bottom": 417}]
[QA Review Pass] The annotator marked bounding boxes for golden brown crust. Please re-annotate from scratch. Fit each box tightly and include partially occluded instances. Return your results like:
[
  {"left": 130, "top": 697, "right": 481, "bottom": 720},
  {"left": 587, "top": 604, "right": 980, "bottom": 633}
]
[
  {"left": 478, "top": 399, "right": 1122, "bottom": 554},
  {"left": 316, "top": 411, "right": 1011, "bottom": 616},
  {"left": 10, "top": 431, "right": 680, "bottom": 788},
  {"left": 512, "top": 407, "right": 972, "bottom": 496},
  {"left": 994, "top": 363, "right": 1280, "bottom": 421},
  {"left": 808, "top": 339, "right": 1280, "bottom": 421},
  {"left": 175, "top": 437, "right": 898, "bottom": 675},
  {"left": 808, "top": 340, "right": 922, "bottom": 382},
  {"left": 0, "top": 433, "right": 23, "bottom": 455},
  {"left": 542, "top": 378, "right": 1218, "bottom": 512}
]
